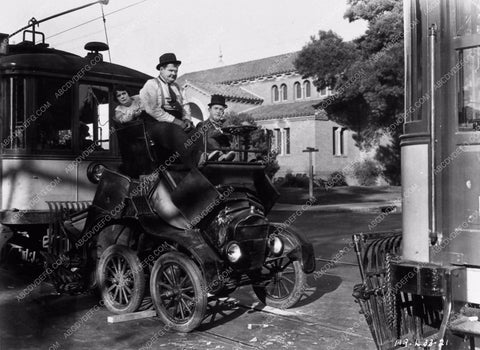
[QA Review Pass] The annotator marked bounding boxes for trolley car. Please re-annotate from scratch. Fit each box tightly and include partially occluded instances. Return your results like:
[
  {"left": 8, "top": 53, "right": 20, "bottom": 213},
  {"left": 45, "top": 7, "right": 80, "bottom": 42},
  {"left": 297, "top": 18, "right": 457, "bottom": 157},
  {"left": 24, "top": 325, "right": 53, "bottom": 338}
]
[
  {"left": 0, "top": 2, "right": 150, "bottom": 264},
  {"left": 354, "top": 0, "right": 480, "bottom": 349},
  {"left": 0, "top": 1, "right": 315, "bottom": 333}
]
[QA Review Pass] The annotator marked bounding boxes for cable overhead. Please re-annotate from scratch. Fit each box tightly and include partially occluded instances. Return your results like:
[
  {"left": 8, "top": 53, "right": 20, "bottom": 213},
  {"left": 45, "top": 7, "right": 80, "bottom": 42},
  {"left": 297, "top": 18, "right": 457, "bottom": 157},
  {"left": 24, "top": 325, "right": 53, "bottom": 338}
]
[
  {"left": 46, "top": 0, "right": 149, "bottom": 40},
  {"left": 100, "top": 4, "right": 111, "bottom": 62},
  {"left": 46, "top": 17, "right": 100, "bottom": 40},
  {"left": 9, "top": 0, "right": 109, "bottom": 38}
]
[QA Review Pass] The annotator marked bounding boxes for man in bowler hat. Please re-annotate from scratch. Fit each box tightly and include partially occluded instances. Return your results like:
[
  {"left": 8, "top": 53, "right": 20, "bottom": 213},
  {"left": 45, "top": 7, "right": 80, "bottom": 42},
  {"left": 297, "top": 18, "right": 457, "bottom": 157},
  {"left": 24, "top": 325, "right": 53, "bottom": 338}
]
[
  {"left": 196, "top": 94, "right": 235, "bottom": 161},
  {"left": 139, "top": 53, "right": 198, "bottom": 167}
]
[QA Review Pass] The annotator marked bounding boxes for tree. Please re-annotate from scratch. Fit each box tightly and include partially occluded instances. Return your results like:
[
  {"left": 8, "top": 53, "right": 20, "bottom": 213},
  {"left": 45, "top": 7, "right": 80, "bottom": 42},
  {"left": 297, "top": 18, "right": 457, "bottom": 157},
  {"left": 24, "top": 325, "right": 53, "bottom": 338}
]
[{"left": 295, "top": 0, "right": 404, "bottom": 184}]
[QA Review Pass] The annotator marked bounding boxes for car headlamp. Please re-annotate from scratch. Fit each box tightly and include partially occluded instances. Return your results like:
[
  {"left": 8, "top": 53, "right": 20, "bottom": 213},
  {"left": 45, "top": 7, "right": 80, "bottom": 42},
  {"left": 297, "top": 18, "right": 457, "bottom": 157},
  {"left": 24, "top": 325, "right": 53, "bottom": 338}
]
[
  {"left": 87, "top": 162, "right": 105, "bottom": 184},
  {"left": 226, "top": 243, "right": 242, "bottom": 263},
  {"left": 268, "top": 235, "right": 284, "bottom": 256}
]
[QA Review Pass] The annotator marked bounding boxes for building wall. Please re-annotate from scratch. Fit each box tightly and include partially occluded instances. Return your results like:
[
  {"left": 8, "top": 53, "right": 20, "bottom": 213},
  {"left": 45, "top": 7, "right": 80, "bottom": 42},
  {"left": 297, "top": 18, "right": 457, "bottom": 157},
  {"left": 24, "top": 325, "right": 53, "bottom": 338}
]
[
  {"left": 258, "top": 117, "right": 360, "bottom": 179},
  {"left": 313, "top": 120, "right": 361, "bottom": 178},
  {"left": 259, "top": 117, "right": 315, "bottom": 176},
  {"left": 234, "top": 73, "right": 331, "bottom": 106}
]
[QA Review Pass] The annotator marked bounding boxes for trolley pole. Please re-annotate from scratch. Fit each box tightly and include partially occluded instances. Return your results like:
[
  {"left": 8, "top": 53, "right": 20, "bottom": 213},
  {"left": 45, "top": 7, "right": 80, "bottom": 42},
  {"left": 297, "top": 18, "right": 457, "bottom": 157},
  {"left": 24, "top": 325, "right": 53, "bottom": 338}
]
[{"left": 303, "top": 147, "right": 319, "bottom": 199}]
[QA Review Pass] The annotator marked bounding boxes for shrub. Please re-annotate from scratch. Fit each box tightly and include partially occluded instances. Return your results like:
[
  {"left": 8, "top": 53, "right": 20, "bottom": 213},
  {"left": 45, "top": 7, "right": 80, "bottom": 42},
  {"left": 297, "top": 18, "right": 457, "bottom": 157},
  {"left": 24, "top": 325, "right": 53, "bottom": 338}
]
[
  {"left": 326, "top": 171, "right": 348, "bottom": 187},
  {"left": 279, "top": 172, "right": 324, "bottom": 188},
  {"left": 353, "top": 159, "right": 382, "bottom": 186},
  {"left": 283, "top": 173, "right": 308, "bottom": 188}
]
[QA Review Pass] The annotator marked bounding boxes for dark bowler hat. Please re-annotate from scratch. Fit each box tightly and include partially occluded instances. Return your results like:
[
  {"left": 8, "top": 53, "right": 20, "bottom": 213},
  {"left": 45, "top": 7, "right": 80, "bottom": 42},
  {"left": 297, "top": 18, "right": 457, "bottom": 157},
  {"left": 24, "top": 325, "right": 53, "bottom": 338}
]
[
  {"left": 208, "top": 94, "right": 227, "bottom": 108},
  {"left": 156, "top": 53, "right": 182, "bottom": 70}
]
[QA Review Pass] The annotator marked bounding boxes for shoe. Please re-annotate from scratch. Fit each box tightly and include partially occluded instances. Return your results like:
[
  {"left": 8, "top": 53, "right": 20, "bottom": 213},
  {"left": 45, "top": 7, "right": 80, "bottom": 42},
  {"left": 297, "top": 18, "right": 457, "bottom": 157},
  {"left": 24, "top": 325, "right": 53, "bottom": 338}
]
[
  {"left": 219, "top": 151, "right": 235, "bottom": 161},
  {"left": 207, "top": 150, "right": 222, "bottom": 161}
]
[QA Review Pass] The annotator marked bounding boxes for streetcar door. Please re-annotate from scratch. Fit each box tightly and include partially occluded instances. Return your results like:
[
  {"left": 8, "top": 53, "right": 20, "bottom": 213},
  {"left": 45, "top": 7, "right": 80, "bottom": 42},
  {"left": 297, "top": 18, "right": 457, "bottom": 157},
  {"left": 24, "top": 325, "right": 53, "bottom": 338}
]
[{"left": 441, "top": 0, "right": 480, "bottom": 266}]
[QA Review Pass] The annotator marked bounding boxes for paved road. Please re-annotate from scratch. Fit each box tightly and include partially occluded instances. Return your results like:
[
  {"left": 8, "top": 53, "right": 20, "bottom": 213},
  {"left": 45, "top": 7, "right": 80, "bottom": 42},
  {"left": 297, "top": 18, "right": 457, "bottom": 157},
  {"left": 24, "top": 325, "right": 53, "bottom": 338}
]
[{"left": 0, "top": 209, "right": 402, "bottom": 350}]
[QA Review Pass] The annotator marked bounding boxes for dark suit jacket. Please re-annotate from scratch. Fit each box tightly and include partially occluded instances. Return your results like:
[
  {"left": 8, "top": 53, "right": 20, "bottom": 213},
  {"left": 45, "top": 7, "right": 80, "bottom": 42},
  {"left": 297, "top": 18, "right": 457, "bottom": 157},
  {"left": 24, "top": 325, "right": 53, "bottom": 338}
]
[{"left": 196, "top": 119, "right": 231, "bottom": 148}]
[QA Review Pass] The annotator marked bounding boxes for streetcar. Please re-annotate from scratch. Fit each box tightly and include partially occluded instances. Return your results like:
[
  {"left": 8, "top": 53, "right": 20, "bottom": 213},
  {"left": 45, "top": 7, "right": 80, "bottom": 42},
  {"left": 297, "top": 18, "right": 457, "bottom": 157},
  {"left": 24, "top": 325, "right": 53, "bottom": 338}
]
[
  {"left": 354, "top": 0, "right": 480, "bottom": 349},
  {"left": 0, "top": 1, "right": 315, "bottom": 333},
  {"left": 0, "top": 1, "right": 149, "bottom": 264}
]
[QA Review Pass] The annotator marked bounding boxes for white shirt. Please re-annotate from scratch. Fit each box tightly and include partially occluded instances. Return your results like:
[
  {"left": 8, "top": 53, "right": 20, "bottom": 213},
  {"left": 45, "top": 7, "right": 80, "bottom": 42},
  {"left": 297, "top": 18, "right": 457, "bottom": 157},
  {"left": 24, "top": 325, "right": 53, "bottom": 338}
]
[{"left": 139, "top": 78, "right": 191, "bottom": 123}]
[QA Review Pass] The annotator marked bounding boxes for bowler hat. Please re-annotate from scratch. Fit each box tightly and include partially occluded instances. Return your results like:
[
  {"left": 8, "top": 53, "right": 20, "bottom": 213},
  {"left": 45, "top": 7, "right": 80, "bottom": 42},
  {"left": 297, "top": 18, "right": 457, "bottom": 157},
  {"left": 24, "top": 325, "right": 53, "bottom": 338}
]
[
  {"left": 208, "top": 94, "right": 227, "bottom": 108},
  {"left": 156, "top": 53, "right": 182, "bottom": 70}
]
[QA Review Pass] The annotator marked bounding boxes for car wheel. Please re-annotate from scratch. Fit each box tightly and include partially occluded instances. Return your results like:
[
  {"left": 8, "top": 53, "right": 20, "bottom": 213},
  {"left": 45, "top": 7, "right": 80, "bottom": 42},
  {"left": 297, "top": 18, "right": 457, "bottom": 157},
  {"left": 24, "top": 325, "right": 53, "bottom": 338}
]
[
  {"left": 252, "top": 256, "right": 306, "bottom": 309},
  {"left": 150, "top": 252, "right": 207, "bottom": 332},
  {"left": 97, "top": 244, "right": 145, "bottom": 314}
]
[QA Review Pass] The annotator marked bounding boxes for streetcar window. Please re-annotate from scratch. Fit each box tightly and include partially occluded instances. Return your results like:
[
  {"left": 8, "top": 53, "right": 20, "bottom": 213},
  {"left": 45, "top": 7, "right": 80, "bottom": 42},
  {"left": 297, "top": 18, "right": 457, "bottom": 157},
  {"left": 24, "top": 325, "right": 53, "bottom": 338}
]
[
  {"left": 459, "top": 48, "right": 480, "bottom": 131},
  {"left": 34, "top": 78, "right": 73, "bottom": 151},
  {"left": 78, "top": 84, "right": 110, "bottom": 151},
  {"left": 4, "top": 77, "right": 27, "bottom": 149},
  {"left": 456, "top": 0, "right": 480, "bottom": 36}
]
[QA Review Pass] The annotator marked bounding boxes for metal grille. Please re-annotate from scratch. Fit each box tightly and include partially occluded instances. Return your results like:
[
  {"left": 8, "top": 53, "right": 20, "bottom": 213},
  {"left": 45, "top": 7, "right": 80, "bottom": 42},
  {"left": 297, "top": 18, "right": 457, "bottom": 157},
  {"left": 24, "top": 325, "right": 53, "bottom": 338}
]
[{"left": 46, "top": 201, "right": 91, "bottom": 255}]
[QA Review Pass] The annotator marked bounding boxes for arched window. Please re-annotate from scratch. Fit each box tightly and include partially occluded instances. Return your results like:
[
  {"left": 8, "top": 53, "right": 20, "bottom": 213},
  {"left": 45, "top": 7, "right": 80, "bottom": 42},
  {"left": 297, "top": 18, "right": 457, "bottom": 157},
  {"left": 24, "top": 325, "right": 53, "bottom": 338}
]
[
  {"left": 304, "top": 80, "right": 311, "bottom": 98},
  {"left": 272, "top": 85, "right": 279, "bottom": 102},
  {"left": 294, "top": 82, "right": 302, "bottom": 99},
  {"left": 187, "top": 102, "right": 203, "bottom": 122},
  {"left": 280, "top": 84, "right": 288, "bottom": 101}
]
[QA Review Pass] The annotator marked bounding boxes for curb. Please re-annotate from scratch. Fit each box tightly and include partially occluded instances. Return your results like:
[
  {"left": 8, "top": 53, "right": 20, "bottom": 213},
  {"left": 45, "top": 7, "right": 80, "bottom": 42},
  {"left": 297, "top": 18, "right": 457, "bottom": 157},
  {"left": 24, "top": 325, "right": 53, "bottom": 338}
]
[{"left": 272, "top": 201, "right": 402, "bottom": 214}]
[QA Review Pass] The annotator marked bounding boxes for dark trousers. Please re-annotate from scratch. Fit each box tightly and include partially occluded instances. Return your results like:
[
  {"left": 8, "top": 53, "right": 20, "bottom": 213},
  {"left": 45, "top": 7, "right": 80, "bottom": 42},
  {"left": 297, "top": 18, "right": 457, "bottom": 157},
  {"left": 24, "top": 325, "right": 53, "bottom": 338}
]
[{"left": 144, "top": 119, "right": 199, "bottom": 169}]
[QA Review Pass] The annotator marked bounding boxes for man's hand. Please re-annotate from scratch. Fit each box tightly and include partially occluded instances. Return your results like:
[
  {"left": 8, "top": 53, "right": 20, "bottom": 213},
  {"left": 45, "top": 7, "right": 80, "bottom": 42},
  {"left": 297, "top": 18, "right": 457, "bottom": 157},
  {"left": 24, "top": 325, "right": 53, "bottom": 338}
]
[
  {"left": 172, "top": 118, "right": 186, "bottom": 129},
  {"left": 182, "top": 119, "right": 194, "bottom": 132}
]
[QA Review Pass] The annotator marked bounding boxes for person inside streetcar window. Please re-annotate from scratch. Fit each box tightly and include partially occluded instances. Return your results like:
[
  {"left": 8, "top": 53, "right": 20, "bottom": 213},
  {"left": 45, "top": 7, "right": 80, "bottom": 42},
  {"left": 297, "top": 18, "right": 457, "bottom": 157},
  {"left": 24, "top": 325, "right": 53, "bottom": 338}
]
[
  {"left": 113, "top": 85, "right": 143, "bottom": 124},
  {"left": 79, "top": 121, "right": 95, "bottom": 149},
  {"left": 196, "top": 94, "right": 235, "bottom": 161}
]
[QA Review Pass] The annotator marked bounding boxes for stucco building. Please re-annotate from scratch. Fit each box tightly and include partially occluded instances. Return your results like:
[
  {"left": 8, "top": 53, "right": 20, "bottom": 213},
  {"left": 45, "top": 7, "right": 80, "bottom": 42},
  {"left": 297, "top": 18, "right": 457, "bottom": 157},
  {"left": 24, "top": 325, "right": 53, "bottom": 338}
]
[{"left": 178, "top": 52, "right": 360, "bottom": 178}]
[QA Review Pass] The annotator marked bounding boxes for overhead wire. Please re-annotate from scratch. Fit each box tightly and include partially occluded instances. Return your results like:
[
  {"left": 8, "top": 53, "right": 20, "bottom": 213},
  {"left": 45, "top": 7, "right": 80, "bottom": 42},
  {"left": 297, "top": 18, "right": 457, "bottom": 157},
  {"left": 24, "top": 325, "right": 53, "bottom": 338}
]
[
  {"left": 45, "top": 0, "right": 303, "bottom": 73},
  {"left": 46, "top": 0, "right": 149, "bottom": 40},
  {"left": 100, "top": 3, "right": 111, "bottom": 62}
]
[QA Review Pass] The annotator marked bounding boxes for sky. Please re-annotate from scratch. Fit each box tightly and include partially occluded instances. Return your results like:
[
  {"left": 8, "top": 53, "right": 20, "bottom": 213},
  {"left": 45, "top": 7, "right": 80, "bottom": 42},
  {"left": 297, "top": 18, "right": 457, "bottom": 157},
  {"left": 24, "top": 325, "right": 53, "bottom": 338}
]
[{"left": 3, "top": 0, "right": 367, "bottom": 76}]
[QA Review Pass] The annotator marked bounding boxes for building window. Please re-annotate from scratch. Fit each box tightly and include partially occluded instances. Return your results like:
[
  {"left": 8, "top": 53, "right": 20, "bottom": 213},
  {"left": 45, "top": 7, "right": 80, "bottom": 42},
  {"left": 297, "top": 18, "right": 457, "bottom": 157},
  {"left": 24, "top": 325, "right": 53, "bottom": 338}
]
[
  {"left": 280, "top": 84, "right": 288, "bottom": 101},
  {"left": 271, "top": 128, "right": 290, "bottom": 155},
  {"left": 283, "top": 128, "right": 290, "bottom": 154},
  {"left": 273, "top": 128, "right": 282, "bottom": 153},
  {"left": 272, "top": 85, "right": 279, "bottom": 102},
  {"left": 333, "top": 127, "right": 347, "bottom": 156},
  {"left": 320, "top": 87, "right": 327, "bottom": 96},
  {"left": 294, "top": 82, "right": 302, "bottom": 99},
  {"left": 304, "top": 80, "right": 311, "bottom": 98}
]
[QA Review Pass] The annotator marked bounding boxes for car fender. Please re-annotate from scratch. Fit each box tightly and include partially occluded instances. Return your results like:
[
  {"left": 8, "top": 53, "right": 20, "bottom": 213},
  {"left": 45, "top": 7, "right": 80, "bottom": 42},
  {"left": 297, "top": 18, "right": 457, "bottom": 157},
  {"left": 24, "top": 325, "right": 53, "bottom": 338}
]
[
  {"left": 269, "top": 223, "right": 315, "bottom": 273},
  {"left": 138, "top": 215, "right": 223, "bottom": 285}
]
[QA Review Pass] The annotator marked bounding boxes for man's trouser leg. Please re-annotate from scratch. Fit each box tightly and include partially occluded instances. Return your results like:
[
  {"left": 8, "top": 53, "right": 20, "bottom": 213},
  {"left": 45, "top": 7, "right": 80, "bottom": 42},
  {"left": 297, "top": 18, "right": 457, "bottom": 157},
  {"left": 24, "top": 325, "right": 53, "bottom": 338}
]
[{"left": 147, "top": 121, "right": 198, "bottom": 168}]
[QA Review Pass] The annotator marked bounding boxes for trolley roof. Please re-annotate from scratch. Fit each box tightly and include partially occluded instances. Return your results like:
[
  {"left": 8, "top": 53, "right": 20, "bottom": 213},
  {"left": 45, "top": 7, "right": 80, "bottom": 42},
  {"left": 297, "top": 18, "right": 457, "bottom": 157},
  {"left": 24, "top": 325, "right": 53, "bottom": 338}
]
[{"left": 0, "top": 42, "right": 151, "bottom": 83}]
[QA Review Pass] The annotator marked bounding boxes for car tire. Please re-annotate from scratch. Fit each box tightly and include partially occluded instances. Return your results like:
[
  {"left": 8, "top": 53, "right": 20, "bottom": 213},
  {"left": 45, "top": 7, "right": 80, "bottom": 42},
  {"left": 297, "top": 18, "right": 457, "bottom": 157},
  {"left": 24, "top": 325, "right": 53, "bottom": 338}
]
[
  {"left": 252, "top": 257, "right": 306, "bottom": 309},
  {"left": 97, "top": 244, "right": 145, "bottom": 314},
  {"left": 150, "top": 252, "right": 207, "bottom": 332}
]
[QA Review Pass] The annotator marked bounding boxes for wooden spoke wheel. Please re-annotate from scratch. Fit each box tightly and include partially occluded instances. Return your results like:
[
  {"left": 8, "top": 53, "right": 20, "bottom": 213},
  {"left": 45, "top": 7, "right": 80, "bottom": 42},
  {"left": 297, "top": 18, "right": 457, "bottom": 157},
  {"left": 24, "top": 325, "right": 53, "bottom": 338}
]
[
  {"left": 150, "top": 252, "right": 207, "bottom": 332},
  {"left": 252, "top": 256, "right": 306, "bottom": 309},
  {"left": 97, "top": 244, "right": 145, "bottom": 314}
]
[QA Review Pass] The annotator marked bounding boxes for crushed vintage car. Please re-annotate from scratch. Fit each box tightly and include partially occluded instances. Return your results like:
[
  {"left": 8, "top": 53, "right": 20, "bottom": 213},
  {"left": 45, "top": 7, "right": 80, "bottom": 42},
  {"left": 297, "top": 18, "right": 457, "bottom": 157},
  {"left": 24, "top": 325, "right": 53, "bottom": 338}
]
[{"left": 44, "top": 119, "right": 316, "bottom": 332}]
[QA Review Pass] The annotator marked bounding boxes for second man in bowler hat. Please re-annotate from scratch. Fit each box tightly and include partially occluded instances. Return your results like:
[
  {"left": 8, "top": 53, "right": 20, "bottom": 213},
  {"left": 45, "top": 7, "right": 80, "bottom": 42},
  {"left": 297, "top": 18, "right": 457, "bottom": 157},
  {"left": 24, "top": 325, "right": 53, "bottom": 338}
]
[{"left": 196, "top": 94, "right": 235, "bottom": 161}]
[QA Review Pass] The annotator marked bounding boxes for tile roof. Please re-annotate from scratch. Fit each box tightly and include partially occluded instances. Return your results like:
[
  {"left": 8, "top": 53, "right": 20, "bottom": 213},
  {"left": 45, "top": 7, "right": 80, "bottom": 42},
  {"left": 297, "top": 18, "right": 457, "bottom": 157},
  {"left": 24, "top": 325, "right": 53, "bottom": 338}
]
[
  {"left": 247, "top": 99, "right": 328, "bottom": 120},
  {"left": 185, "top": 80, "right": 263, "bottom": 103},
  {"left": 178, "top": 52, "right": 299, "bottom": 85}
]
